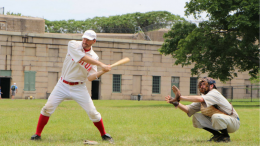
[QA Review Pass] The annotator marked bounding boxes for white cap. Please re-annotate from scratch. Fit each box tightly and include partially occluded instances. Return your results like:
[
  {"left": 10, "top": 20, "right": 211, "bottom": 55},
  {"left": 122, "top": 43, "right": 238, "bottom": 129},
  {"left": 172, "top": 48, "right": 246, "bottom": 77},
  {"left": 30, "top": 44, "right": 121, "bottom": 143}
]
[
  {"left": 14, "top": 83, "right": 16, "bottom": 85},
  {"left": 82, "top": 30, "right": 96, "bottom": 40}
]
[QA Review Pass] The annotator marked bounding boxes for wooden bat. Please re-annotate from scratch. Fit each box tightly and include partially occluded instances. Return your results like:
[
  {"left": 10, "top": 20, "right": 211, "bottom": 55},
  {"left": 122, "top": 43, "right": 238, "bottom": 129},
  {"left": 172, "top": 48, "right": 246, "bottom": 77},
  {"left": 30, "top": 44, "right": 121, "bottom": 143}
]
[{"left": 111, "top": 57, "right": 130, "bottom": 67}]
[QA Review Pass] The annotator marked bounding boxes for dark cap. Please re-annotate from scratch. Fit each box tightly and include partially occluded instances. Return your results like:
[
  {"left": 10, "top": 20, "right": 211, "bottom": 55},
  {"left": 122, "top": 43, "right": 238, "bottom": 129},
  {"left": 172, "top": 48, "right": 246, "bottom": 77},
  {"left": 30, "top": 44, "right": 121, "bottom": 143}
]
[{"left": 202, "top": 77, "right": 217, "bottom": 89}]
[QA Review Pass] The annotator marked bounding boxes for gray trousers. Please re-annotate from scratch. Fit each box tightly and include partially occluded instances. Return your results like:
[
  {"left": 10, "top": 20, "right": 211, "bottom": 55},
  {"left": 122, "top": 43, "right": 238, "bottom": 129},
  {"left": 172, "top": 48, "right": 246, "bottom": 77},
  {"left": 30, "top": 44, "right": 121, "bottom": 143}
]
[{"left": 192, "top": 113, "right": 240, "bottom": 133}]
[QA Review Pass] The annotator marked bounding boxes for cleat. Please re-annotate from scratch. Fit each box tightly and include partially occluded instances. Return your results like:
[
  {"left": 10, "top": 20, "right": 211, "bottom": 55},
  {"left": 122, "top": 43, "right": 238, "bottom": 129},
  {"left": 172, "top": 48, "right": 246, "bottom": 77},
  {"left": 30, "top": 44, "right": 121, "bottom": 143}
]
[
  {"left": 216, "top": 135, "right": 231, "bottom": 143},
  {"left": 102, "top": 134, "right": 114, "bottom": 144},
  {"left": 31, "top": 134, "right": 41, "bottom": 140},
  {"left": 208, "top": 134, "right": 222, "bottom": 142}
]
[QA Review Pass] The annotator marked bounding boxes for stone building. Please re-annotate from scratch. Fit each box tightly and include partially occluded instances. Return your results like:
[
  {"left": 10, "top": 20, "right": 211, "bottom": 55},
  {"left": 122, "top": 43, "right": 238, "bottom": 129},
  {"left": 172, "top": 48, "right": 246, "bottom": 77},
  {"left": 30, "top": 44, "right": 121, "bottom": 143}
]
[{"left": 0, "top": 15, "right": 256, "bottom": 100}]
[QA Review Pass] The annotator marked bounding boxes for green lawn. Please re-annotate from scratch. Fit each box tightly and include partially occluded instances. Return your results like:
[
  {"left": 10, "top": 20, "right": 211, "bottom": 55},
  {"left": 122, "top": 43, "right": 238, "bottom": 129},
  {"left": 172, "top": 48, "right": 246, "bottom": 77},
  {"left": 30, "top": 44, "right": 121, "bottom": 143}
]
[{"left": 0, "top": 99, "right": 259, "bottom": 146}]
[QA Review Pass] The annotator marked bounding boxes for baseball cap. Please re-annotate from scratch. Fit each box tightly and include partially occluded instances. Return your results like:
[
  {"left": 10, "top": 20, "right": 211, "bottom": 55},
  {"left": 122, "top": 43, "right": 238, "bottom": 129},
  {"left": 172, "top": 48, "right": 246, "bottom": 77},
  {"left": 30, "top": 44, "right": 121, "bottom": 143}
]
[
  {"left": 82, "top": 30, "right": 96, "bottom": 40},
  {"left": 203, "top": 77, "right": 217, "bottom": 89},
  {"left": 14, "top": 83, "right": 16, "bottom": 85}
]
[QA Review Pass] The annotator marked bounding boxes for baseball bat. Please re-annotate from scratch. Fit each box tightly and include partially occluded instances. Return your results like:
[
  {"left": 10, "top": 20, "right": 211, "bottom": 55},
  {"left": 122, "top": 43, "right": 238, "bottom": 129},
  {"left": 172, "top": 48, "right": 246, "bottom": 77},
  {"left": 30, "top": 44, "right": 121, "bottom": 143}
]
[{"left": 111, "top": 57, "right": 130, "bottom": 67}]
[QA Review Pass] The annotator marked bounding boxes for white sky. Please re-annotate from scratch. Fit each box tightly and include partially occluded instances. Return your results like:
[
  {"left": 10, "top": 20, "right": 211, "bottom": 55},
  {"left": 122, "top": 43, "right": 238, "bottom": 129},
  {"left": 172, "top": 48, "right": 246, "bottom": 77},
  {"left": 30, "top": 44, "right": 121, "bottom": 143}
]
[{"left": 1, "top": 0, "right": 208, "bottom": 21}]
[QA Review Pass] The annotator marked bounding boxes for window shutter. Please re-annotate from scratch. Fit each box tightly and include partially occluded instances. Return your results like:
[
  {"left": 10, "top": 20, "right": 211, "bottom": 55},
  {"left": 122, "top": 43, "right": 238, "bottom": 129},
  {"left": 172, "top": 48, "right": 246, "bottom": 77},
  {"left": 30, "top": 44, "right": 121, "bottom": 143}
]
[
  {"left": 24, "top": 71, "right": 30, "bottom": 91},
  {"left": 29, "top": 71, "right": 36, "bottom": 91}
]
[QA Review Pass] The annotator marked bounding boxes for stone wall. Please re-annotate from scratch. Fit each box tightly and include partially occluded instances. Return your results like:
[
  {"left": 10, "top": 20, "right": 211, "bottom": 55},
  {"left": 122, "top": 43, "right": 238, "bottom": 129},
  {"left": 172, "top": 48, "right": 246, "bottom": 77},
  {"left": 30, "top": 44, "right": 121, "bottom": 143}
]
[
  {"left": 0, "top": 30, "right": 253, "bottom": 100},
  {"left": 0, "top": 15, "right": 45, "bottom": 33}
]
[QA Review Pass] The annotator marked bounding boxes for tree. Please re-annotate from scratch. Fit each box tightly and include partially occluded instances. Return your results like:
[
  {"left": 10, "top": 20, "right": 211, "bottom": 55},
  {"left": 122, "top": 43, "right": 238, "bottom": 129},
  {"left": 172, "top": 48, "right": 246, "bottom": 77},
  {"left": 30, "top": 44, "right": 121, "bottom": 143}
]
[
  {"left": 159, "top": 0, "right": 259, "bottom": 82},
  {"left": 6, "top": 11, "right": 21, "bottom": 16},
  {"left": 44, "top": 11, "right": 184, "bottom": 34}
]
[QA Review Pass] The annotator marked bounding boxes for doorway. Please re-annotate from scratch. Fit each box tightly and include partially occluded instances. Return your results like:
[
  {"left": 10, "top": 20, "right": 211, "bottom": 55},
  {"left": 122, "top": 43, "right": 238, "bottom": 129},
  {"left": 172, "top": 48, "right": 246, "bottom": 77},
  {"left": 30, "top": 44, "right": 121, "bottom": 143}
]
[
  {"left": 0, "top": 77, "right": 11, "bottom": 99},
  {"left": 171, "top": 77, "right": 180, "bottom": 97},
  {"left": 91, "top": 79, "right": 100, "bottom": 100}
]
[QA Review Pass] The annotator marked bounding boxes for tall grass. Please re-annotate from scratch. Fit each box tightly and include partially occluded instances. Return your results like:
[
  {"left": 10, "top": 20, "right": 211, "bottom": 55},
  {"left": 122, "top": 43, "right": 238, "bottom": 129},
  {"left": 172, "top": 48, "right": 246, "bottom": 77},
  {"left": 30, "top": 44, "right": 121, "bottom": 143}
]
[{"left": 0, "top": 99, "right": 259, "bottom": 146}]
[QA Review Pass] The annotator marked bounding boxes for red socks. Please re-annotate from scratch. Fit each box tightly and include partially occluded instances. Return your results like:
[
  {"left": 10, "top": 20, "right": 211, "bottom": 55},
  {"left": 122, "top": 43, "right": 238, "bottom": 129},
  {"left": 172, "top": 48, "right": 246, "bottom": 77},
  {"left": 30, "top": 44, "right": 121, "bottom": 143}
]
[
  {"left": 35, "top": 114, "right": 49, "bottom": 136},
  {"left": 93, "top": 118, "right": 106, "bottom": 136},
  {"left": 35, "top": 115, "right": 105, "bottom": 137}
]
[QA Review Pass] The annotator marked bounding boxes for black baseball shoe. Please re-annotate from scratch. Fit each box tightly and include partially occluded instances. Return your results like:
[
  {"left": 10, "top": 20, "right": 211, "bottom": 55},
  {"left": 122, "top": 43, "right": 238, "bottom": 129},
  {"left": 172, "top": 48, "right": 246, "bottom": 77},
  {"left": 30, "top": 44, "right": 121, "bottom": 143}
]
[
  {"left": 31, "top": 134, "right": 41, "bottom": 140},
  {"left": 208, "top": 134, "right": 222, "bottom": 142},
  {"left": 216, "top": 135, "right": 231, "bottom": 143},
  {"left": 102, "top": 134, "right": 114, "bottom": 144}
]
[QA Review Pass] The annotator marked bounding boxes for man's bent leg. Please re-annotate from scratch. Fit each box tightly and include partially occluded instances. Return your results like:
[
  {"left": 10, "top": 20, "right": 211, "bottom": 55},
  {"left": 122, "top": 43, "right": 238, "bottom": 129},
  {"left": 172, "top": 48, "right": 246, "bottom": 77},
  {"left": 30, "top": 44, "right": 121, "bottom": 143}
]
[
  {"left": 93, "top": 118, "right": 106, "bottom": 136},
  {"left": 192, "top": 113, "right": 222, "bottom": 141},
  {"left": 31, "top": 81, "right": 68, "bottom": 140},
  {"left": 211, "top": 114, "right": 240, "bottom": 133},
  {"left": 72, "top": 86, "right": 113, "bottom": 143},
  {"left": 31, "top": 114, "right": 50, "bottom": 140},
  {"left": 192, "top": 113, "right": 214, "bottom": 129},
  {"left": 36, "top": 114, "right": 50, "bottom": 136}
]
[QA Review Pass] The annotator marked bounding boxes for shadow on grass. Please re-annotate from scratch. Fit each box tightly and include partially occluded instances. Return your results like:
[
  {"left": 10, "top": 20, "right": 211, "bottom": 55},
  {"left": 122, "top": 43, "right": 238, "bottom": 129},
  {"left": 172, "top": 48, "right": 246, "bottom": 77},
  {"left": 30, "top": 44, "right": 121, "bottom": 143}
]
[
  {"left": 113, "top": 104, "right": 260, "bottom": 108},
  {"left": 113, "top": 104, "right": 173, "bottom": 108}
]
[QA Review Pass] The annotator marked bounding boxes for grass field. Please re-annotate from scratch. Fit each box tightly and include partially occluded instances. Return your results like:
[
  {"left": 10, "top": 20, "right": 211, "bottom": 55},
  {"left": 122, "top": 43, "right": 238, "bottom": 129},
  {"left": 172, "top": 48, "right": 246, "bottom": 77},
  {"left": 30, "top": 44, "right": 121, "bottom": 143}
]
[{"left": 0, "top": 99, "right": 259, "bottom": 146}]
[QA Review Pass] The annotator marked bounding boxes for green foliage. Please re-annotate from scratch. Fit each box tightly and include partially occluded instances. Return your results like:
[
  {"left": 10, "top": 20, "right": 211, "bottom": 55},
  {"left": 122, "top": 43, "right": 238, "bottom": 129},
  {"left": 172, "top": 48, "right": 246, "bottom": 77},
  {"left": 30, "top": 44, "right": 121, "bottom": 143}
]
[
  {"left": 159, "top": 0, "right": 259, "bottom": 82},
  {"left": 6, "top": 11, "right": 21, "bottom": 16},
  {"left": 0, "top": 100, "right": 259, "bottom": 146},
  {"left": 45, "top": 11, "right": 184, "bottom": 33},
  {"left": 250, "top": 69, "right": 260, "bottom": 84}
]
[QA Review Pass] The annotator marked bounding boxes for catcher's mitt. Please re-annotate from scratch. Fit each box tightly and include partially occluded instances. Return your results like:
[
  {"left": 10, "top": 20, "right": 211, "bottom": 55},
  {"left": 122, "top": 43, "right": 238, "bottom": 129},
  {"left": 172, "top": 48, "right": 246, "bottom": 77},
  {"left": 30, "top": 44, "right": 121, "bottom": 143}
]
[{"left": 169, "top": 85, "right": 181, "bottom": 103}]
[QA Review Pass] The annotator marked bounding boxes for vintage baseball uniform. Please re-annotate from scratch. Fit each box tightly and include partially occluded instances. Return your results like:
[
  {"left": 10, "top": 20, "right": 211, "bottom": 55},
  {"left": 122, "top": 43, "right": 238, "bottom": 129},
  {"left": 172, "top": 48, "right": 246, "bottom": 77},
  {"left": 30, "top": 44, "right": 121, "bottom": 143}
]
[
  {"left": 41, "top": 40, "right": 101, "bottom": 122},
  {"left": 186, "top": 89, "right": 240, "bottom": 133}
]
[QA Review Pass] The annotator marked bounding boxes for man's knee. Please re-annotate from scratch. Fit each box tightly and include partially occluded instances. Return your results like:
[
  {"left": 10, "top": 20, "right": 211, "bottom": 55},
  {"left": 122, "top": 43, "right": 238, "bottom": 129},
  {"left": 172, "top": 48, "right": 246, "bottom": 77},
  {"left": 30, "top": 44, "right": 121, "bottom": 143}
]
[
  {"left": 41, "top": 103, "right": 55, "bottom": 117},
  {"left": 88, "top": 110, "right": 101, "bottom": 122},
  {"left": 192, "top": 113, "right": 203, "bottom": 128}
]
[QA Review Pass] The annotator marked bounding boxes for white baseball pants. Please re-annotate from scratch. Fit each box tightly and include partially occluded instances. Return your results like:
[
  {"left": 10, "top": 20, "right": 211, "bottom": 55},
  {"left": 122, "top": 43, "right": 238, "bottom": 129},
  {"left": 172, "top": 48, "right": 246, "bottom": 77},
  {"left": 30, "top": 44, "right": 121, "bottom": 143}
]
[
  {"left": 192, "top": 113, "right": 240, "bottom": 133},
  {"left": 41, "top": 80, "right": 101, "bottom": 122}
]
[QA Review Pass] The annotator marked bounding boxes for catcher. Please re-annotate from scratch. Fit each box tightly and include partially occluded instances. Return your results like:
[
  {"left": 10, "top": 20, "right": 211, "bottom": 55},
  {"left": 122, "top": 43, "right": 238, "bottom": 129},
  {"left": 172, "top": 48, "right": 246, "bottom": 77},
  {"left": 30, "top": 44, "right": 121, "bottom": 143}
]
[{"left": 165, "top": 77, "right": 240, "bottom": 142}]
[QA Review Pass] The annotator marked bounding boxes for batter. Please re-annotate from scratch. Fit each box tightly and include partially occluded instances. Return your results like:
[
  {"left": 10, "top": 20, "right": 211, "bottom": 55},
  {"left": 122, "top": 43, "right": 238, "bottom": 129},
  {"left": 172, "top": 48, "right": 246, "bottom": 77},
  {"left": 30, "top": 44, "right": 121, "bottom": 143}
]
[{"left": 31, "top": 30, "right": 113, "bottom": 143}]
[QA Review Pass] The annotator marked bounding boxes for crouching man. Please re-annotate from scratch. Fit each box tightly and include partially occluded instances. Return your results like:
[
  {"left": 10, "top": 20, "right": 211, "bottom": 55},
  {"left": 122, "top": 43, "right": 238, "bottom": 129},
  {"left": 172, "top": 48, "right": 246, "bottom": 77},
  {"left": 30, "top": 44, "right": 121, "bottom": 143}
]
[{"left": 165, "top": 77, "right": 240, "bottom": 142}]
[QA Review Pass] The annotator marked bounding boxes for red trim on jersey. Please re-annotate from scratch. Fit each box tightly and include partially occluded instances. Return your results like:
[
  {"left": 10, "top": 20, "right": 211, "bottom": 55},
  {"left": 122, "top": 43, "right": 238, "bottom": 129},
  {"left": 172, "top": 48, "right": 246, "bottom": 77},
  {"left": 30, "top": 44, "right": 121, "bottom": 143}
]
[{"left": 84, "top": 49, "right": 91, "bottom": 53}]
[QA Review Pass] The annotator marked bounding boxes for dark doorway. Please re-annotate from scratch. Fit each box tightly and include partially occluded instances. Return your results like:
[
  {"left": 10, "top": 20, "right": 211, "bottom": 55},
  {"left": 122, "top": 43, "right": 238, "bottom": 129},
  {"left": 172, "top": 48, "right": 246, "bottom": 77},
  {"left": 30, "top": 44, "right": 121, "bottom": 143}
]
[
  {"left": 91, "top": 80, "right": 100, "bottom": 100},
  {"left": 0, "top": 77, "right": 11, "bottom": 99}
]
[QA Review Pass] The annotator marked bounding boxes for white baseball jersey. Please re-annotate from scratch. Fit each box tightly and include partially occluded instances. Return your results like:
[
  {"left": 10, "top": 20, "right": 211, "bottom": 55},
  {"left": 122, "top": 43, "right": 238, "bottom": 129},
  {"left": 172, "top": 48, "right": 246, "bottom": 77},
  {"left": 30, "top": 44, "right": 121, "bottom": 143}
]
[{"left": 61, "top": 40, "right": 98, "bottom": 82}]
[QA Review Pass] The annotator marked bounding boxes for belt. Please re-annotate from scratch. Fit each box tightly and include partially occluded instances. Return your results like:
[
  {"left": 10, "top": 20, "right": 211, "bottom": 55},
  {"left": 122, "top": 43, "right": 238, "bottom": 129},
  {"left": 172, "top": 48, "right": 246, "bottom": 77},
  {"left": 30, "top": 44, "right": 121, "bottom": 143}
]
[{"left": 61, "top": 77, "right": 83, "bottom": 85}]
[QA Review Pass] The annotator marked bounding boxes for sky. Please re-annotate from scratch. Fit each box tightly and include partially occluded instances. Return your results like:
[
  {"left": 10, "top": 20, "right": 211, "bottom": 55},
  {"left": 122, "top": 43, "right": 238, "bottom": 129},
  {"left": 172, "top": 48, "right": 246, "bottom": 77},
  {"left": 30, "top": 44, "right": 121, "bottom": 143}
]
[{"left": 1, "top": 0, "right": 207, "bottom": 21}]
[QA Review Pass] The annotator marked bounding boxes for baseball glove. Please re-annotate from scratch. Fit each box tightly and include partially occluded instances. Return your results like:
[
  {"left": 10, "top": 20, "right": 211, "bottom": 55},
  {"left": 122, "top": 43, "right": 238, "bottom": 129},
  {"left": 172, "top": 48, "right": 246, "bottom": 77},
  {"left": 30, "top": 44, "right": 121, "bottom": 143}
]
[{"left": 169, "top": 85, "right": 181, "bottom": 103}]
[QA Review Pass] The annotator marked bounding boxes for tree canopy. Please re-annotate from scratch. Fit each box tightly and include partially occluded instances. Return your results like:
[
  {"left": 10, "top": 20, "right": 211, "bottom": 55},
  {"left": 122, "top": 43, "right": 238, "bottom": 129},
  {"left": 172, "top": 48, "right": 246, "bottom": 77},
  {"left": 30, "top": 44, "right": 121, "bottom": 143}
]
[
  {"left": 45, "top": 11, "right": 184, "bottom": 33},
  {"left": 159, "top": 0, "right": 259, "bottom": 82}
]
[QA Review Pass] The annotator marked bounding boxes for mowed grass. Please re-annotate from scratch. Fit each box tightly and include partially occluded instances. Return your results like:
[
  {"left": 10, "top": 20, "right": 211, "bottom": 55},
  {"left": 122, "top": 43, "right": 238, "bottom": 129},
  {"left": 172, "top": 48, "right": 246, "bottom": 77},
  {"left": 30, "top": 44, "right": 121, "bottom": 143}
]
[{"left": 0, "top": 99, "right": 259, "bottom": 146}]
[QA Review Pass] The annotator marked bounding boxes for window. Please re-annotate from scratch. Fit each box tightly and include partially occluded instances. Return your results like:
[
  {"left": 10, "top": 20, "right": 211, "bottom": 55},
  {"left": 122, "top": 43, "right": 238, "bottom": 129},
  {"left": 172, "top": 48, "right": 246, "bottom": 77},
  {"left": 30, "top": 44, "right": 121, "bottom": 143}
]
[
  {"left": 246, "top": 85, "right": 250, "bottom": 94},
  {"left": 152, "top": 76, "right": 161, "bottom": 94},
  {"left": 245, "top": 79, "right": 251, "bottom": 94},
  {"left": 190, "top": 77, "right": 197, "bottom": 94},
  {"left": 113, "top": 74, "right": 121, "bottom": 92},
  {"left": 24, "top": 71, "right": 36, "bottom": 91}
]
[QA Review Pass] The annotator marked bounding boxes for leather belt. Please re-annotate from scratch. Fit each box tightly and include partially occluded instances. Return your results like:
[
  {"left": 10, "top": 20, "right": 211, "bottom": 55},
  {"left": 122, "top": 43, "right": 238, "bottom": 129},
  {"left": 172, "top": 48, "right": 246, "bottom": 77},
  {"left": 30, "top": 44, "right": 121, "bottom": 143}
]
[{"left": 61, "top": 77, "right": 83, "bottom": 85}]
